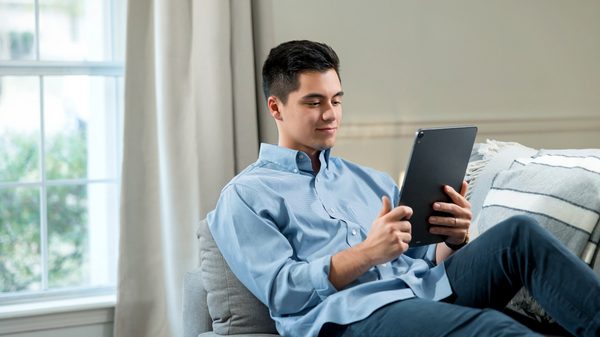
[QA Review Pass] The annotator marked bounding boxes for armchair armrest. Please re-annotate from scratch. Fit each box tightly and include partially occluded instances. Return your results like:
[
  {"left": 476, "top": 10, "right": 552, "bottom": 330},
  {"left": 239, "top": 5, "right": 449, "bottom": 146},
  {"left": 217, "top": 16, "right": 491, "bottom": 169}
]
[{"left": 183, "top": 268, "right": 212, "bottom": 337}]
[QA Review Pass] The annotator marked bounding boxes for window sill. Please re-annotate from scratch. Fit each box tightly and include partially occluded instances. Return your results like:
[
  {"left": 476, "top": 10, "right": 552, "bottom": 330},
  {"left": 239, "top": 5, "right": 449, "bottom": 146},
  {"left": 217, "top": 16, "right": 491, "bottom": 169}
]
[{"left": 0, "top": 295, "right": 116, "bottom": 334}]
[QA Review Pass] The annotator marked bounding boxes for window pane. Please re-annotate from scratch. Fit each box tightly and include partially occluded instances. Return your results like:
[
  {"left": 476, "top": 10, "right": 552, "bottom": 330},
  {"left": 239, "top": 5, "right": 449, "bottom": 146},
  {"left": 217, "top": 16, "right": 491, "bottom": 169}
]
[
  {"left": 47, "top": 182, "right": 117, "bottom": 289},
  {"left": 39, "top": 0, "right": 112, "bottom": 61},
  {"left": 44, "top": 76, "right": 118, "bottom": 181},
  {"left": 0, "top": 186, "right": 41, "bottom": 293},
  {"left": 47, "top": 184, "right": 86, "bottom": 288},
  {"left": 0, "top": 76, "right": 40, "bottom": 183},
  {"left": 0, "top": 0, "right": 37, "bottom": 60}
]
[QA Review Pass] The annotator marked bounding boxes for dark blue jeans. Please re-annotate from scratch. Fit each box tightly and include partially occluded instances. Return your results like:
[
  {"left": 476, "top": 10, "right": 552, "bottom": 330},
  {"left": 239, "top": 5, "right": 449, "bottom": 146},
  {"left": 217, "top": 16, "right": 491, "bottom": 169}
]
[{"left": 319, "top": 216, "right": 600, "bottom": 337}]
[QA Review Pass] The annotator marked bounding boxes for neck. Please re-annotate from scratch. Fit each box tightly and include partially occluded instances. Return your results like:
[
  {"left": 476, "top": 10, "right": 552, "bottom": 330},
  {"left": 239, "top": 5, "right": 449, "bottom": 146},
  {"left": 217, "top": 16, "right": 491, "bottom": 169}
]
[{"left": 309, "top": 151, "right": 321, "bottom": 173}]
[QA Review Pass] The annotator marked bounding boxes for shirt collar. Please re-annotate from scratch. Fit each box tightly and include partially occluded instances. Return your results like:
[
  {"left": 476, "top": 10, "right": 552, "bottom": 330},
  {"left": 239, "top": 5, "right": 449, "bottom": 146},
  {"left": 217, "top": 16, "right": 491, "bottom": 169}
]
[{"left": 258, "top": 143, "right": 331, "bottom": 173}]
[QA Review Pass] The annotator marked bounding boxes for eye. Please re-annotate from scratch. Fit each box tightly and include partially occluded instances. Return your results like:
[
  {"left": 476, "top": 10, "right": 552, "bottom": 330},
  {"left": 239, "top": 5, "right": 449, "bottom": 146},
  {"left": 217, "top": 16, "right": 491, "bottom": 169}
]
[
  {"left": 305, "top": 102, "right": 320, "bottom": 107},
  {"left": 332, "top": 100, "right": 342, "bottom": 106}
]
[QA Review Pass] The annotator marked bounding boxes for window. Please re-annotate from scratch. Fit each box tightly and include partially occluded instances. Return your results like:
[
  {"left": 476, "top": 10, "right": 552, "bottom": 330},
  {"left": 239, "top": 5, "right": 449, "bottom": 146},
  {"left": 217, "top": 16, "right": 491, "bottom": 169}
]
[{"left": 0, "top": 0, "right": 124, "bottom": 303}]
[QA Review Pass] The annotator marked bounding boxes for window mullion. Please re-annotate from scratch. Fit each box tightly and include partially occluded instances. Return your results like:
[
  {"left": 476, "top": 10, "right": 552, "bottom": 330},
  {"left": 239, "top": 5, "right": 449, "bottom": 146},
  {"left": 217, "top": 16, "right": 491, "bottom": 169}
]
[
  {"left": 39, "top": 75, "right": 49, "bottom": 291},
  {"left": 109, "top": 0, "right": 115, "bottom": 61},
  {"left": 0, "top": 62, "right": 124, "bottom": 76}
]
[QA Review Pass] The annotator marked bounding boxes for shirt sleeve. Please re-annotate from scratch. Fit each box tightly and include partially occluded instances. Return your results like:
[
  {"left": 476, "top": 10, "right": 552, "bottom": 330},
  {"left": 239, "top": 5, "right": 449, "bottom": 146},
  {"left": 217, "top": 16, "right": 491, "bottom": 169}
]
[{"left": 207, "top": 183, "right": 337, "bottom": 317}]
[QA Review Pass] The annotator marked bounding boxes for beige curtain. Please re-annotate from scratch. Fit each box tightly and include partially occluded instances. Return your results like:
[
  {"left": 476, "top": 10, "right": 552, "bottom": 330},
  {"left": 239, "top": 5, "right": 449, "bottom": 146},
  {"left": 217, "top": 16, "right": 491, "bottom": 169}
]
[{"left": 114, "top": 1, "right": 259, "bottom": 336}]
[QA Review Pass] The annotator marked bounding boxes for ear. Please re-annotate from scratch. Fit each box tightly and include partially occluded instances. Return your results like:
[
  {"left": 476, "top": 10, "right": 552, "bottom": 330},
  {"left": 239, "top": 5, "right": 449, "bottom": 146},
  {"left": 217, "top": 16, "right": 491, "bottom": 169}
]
[{"left": 267, "top": 96, "right": 283, "bottom": 121}]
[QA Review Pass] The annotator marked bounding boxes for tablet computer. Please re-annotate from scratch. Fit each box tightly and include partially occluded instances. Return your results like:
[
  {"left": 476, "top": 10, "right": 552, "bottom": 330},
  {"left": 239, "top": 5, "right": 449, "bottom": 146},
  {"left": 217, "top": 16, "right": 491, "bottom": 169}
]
[{"left": 399, "top": 126, "right": 477, "bottom": 246}]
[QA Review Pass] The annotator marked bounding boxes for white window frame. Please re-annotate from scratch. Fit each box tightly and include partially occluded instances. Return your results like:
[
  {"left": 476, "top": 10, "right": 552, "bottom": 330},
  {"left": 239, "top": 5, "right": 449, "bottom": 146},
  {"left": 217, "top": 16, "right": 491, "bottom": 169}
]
[{"left": 0, "top": 0, "right": 124, "bottom": 310}]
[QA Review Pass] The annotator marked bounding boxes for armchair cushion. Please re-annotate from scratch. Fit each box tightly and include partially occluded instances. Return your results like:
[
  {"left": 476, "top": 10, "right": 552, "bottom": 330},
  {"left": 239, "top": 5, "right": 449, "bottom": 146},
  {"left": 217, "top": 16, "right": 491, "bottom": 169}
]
[{"left": 198, "top": 219, "right": 278, "bottom": 335}]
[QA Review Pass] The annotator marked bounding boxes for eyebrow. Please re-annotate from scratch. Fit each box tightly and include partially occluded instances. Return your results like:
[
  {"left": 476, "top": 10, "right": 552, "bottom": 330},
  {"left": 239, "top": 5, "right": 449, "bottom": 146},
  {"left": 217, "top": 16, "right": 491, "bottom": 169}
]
[{"left": 301, "top": 91, "right": 344, "bottom": 100}]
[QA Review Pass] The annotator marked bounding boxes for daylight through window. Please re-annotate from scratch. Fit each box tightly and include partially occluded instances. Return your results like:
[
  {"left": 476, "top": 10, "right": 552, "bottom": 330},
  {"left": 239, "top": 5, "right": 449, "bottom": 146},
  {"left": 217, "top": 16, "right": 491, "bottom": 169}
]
[{"left": 0, "top": 0, "right": 124, "bottom": 302}]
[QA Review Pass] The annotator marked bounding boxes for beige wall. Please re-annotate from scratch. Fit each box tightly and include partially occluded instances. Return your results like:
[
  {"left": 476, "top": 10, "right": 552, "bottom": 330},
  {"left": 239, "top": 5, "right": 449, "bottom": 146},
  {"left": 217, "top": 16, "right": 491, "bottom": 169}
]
[{"left": 253, "top": 0, "right": 600, "bottom": 177}]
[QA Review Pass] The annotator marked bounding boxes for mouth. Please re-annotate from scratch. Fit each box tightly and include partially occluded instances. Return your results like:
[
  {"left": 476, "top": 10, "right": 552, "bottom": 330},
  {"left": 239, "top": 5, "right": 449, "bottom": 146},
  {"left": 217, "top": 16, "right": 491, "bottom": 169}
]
[
  {"left": 315, "top": 127, "right": 337, "bottom": 136},
  {"left": 316, "top": 127, "right": 337, "bottom": 132}
]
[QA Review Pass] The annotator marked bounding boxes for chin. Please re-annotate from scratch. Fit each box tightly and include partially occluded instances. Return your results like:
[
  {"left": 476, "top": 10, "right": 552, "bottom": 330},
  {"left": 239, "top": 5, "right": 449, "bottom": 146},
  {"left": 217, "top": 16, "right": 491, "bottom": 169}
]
[{"left": 319, "top": 140, "right": 336, "bottom": 150}]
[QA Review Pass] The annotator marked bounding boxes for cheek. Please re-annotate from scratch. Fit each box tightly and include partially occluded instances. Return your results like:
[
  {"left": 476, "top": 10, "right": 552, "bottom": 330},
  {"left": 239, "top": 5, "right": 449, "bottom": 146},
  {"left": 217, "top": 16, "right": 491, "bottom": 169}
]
[{"left": 291, "top": 117, "right": 313, "bottom": 135}]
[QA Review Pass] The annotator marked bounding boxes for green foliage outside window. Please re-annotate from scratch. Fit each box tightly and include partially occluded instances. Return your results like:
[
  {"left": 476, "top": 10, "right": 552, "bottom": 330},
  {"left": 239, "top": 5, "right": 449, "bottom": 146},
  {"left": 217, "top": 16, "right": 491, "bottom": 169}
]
[{"left": 0, "top": 128, "right": 89, "bottom": 293}]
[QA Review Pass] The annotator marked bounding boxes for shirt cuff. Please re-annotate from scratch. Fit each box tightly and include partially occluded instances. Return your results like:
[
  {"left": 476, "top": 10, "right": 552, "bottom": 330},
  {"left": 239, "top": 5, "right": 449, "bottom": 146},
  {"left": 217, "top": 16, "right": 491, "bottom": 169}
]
[
  {"left": 425, "top": 244, "right": 437, "bottom": 264},
  {"left": 308, "top": 254, "right": 337, "bottom": 300}
]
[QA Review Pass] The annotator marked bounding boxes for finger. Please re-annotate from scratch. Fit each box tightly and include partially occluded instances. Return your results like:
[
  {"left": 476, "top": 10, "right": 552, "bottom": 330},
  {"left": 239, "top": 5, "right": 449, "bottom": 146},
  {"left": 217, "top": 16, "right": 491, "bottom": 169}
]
[
  {"left": 389, "top": 220, "right": 412, "bottom": 234},
  {"left": 378, "top": 196, "right": 392, "bottom": 218},
  {"left": 444, "top": 185, "right": 468, "bottom": 206},
  {"left": 395, "top": 230, "right": 412, "bottom": 245},
  {"left": 429, "top": 225, "right": 467, "bottom": 238},
  {"left": 433, "top": 202, "right": 472, "bottom": 220},
  {"left": 460, "top": 181, "right": 469, "bottom": 197},
  {"left": 385, "top": 205, "right": 413, "bottom": 222},
  {"left": 429, "top": 216, "right": 470, "bottom": 229},
  {"left": 443, "top": 185, "right": 471, "bottom": 209}
]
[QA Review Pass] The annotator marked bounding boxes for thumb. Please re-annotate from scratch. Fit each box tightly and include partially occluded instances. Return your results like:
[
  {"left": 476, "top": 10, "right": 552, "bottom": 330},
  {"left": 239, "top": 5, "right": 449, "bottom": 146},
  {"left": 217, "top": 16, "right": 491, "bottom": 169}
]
[{"left": 378, "top": 196, "right": 392, "bottom": 218}]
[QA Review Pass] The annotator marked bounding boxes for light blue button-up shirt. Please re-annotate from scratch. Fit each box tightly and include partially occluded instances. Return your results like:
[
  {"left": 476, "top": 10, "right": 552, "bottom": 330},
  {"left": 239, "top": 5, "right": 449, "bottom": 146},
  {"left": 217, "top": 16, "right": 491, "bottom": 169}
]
[{"left": 207, "top": 143, "right": 452, "bottom": 337}]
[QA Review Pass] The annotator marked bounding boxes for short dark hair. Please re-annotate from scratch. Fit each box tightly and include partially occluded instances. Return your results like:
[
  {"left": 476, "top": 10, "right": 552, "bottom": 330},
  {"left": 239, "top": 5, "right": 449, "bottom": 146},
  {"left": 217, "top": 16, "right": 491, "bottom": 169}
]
[{"left": 262, "top": 40, "right": 340, "bottom": 104}]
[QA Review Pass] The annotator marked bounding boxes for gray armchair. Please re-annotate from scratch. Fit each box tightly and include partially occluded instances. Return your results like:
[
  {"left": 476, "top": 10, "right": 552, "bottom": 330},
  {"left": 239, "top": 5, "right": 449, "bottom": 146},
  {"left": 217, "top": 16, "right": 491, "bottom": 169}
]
[
  {"left": 182, "top": 267, "right": 280, "bottom": 337},
  {"left": 182, "top": 267, "right": 218, "bottom": 337},
  {"left": 182, "top": 219, "right": 280, "bottom": 337}
]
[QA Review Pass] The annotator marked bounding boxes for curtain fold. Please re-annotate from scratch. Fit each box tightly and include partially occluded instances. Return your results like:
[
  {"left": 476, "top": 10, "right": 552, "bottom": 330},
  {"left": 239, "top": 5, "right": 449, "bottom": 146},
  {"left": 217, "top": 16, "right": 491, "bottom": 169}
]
[{"left": 115, "top": 1, "right": 258, "bottom": 336}]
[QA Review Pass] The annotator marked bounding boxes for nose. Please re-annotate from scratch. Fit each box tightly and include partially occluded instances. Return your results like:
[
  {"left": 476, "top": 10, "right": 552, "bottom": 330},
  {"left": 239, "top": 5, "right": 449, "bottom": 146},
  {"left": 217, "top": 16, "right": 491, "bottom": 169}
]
[{"left": 321, "top": 103, "right": 336, "bottom": 121}]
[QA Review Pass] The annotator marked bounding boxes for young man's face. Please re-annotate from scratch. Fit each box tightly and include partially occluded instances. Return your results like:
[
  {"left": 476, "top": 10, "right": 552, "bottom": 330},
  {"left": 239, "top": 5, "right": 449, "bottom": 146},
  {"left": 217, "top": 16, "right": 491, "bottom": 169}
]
[{"left": 268, "top": 69, "right": 343, "bottom": 157}]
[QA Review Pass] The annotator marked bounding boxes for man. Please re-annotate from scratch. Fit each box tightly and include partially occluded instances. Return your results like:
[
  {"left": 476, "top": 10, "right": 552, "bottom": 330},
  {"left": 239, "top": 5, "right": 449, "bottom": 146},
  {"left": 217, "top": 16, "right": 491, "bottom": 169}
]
[{"left": 207, "top": 40, "right": 600, "bottom": 337}]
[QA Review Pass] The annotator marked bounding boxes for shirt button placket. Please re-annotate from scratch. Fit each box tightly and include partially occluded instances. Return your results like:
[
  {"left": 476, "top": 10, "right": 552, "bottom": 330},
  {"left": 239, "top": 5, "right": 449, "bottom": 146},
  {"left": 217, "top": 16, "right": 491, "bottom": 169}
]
[{"left": 348, "top": 227, "right": 362, "bottom": 246}]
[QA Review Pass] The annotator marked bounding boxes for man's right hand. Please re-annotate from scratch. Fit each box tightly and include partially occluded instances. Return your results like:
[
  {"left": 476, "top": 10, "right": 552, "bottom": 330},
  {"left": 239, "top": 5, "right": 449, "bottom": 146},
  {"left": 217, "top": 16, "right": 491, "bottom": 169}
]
[
  {"left": 358, "top": 196, "right": 413, "bottom": 266},
  {"left": 329, "top": 196, "right": 412, "bottom": 290}
]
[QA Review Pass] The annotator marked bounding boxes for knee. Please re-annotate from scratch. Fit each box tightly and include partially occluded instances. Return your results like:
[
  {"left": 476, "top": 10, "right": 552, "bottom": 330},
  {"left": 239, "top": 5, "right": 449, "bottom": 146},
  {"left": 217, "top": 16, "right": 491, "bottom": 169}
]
[
  {"left": 493, "top": 215, "right": 554, "bottom": 248},
  {"left": 498, "top": 215, "right": 556, "bottom": 251},
  {"left": 495, "top": 215, "right": 542, "bottom": 236},
  {"left": 501, "top": 215, "right": 538, "bottom": 229}
]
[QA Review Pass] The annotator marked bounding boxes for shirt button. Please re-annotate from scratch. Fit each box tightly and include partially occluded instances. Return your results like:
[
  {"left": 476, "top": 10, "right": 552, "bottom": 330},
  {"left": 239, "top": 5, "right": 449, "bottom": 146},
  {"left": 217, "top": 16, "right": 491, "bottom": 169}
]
[
  {"left": 381, "top": 263, "right": 388, "bottom": 268},
  {"left": 330, "top": 208, "right": 336, "bottom": 213},
  {"left": 351, "top": 229, "right": 357, "bottom": 236},
  {"left": 293, "top": 169, "right": 298, "bottom": 173}
]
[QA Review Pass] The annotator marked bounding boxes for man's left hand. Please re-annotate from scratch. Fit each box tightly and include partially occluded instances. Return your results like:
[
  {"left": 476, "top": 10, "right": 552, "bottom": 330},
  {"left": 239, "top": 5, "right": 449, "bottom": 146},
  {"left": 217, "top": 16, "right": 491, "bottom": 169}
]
[{"left": 428, "top": 181, "right": 472, "bottom": 245}]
